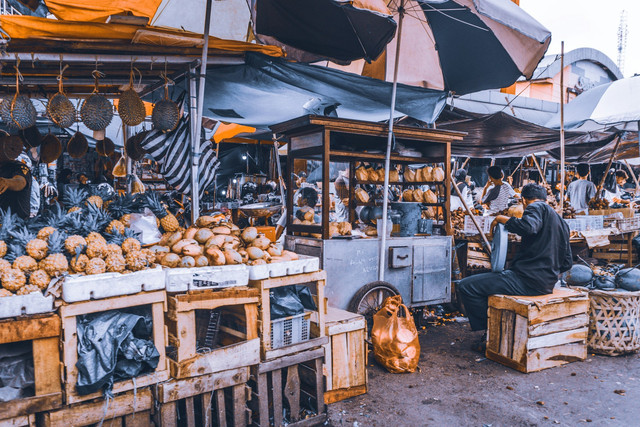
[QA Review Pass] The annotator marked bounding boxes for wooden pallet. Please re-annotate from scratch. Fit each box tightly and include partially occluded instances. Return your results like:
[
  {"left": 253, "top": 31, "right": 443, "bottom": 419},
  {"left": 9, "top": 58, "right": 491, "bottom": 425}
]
[
  {"left": 37, "top": 387, "right": 154, "bottom": 427},
  {"left": 249, "top": 347, "right": 326, "bottom": 427},
  {"left": 592, "top": 234, "right": 638, "bottom": 266},
  {"left": 58, "top": 290, "right": 169, "bottom": 404},
  {"left": 166, "top": 287, "right": 260, "bottom": 379},
  {"left": 154, "top": 367, "right": 250, "bottom": 427},
  {"left": 486, "top": 289, "right": 589, "bottom": 373},
  {"left": 249, "top": 271, "right": 328, "bottom": 361},
  {"left": 0, "top": 414, "right": 35, "bottom": 427},
  {"left": 0, "top": 313, "right": 63, "bottom": 420},
  {"left": 322, "top": 307, "right": 367, "bottom": 404}
]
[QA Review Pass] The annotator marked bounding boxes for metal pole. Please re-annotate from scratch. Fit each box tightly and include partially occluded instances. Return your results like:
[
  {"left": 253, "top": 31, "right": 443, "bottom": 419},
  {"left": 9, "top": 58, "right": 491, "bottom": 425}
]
[
  {"left": 124, "top": 124, "right": 132, "bottom": 193},
  {"left": 273, "top": 136, "right": 286, "bottom": 204},
  {"left": 559, "top": 41, "right": 565, "bottom": 211},
  {"left": 378, "top": 2, "right": 405, "bottom": 282},
  {"left": 190, "top": 0, "right": 214, "bottom": 223}
]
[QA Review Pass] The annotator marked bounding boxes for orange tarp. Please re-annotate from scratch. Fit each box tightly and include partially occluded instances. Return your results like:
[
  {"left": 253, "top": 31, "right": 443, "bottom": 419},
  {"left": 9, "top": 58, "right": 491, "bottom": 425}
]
[
  {"left": 0, "top": 15, "right": 283, "bottom": 57},
  {"left": 44, "top": 0, "right": 162, "bottom": 23}
]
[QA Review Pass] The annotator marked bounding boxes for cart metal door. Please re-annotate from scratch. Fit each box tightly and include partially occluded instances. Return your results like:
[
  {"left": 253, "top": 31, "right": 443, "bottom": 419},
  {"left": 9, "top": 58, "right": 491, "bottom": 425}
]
[{"left": 412, "top": 238, "right": 451, "bottom": 304}]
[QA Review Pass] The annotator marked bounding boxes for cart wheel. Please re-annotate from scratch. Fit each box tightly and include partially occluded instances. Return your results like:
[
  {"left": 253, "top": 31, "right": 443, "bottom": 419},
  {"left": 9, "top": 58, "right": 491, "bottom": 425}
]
[{"left": 348, "top": 281, "right": 399, "bottom": 334}]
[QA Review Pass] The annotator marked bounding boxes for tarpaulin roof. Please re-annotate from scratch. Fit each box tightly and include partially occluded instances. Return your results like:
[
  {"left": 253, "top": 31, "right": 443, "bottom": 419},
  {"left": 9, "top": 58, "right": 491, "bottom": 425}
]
[
  {"left": 545, "top": 132, "right": 638, "bottom": 164},
  {"left": 436, "top": 109, "right": 620, "bottom": 159},
  {"left": 0, "top": 15, "right": 283, "bottom": 57},
  {"left": 197, "top": 53, "right": 448, "bottom": 128},
  {"left": 44, "top": 0, "right": 161, "bottom": 22}
]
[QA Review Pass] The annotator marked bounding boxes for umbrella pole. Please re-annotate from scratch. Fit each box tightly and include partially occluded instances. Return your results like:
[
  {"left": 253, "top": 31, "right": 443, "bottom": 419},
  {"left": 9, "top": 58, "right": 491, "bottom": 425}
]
[
  {"left": 623, "top": 160, "right": 639, "bottom": 195},
  {"left": 379, "top": 2, "right": 405, "bottom": 282},
  {"left": 530, "top": 154, "right": 548, "bottom": 186},
  {"left": 596, "top": 135, "right": 622, "bottom": 195},
  {"left": 559, "top": 41, "right": 565, "bottom": 211},
  {"left": 190, "top": 0, "right": 213, "bottom": 223}
]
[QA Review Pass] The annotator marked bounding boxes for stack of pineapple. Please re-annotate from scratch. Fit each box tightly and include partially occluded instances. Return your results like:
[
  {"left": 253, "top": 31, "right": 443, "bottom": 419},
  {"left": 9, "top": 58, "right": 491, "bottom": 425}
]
[{"left": 0, "top": 187, "right": 169, "bottom": 298}]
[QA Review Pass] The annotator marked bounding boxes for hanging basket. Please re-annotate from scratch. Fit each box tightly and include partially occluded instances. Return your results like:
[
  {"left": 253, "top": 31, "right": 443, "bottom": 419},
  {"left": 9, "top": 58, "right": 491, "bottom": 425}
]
[
  {"left": 67, "top": 131, "right": 88, "bottom": 159},
  {"left": 80, "top": 70, "right": 113, "bottom": 131},
  {"left": 118, "top": 68, "right": 146, "bottom": 126},
  {"left": 584, "top": 288, "right": 640, "bottom": 356},
  {"left": 47, "top": 92, "right": 76, "bottom": 128}
]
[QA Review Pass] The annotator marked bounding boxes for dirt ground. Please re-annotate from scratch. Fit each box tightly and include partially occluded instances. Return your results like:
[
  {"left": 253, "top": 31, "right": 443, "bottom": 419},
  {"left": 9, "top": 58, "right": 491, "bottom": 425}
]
[{"left": 327, "top": 322, "right": 640, "bottom": 427}]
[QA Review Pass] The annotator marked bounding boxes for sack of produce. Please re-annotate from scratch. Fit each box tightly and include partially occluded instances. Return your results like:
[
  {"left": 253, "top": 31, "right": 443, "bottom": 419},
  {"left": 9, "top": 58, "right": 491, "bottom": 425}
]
[
  {"left": 616, "top": 268, "right": 640, "bottom": 291},
  {"left": 371, "top": 295, "right": 420, "bottom": 373},
  {"left": 562, "top": 264, "right": 593, "bottom": 286}
]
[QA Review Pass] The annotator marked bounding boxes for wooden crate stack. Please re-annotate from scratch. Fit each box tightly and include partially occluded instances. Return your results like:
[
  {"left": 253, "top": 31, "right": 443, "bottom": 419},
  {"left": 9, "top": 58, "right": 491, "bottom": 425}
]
[
  {"left": 591, "top": 233, "right": 638, "bottom": 266},
  {"left": 0, "top": 313, "right": 63, "bottom": 427},
  {"left": 248, "top": 270, "right": 330, "bottom": 426}
]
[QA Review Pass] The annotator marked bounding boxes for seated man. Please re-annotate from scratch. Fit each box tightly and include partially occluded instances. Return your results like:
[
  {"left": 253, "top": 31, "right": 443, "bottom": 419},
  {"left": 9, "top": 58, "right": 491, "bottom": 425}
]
[{"left": 457, "top": 183, "right": 572, "bottom": 348}]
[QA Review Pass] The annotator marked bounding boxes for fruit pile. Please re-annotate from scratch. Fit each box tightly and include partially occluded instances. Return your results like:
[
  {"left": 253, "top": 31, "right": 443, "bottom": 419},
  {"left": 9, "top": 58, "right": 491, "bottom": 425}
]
[
  {"left": 563, "top": 205, "right": 577, "bottom": 219},
  {"left": 151, "top": 220, "right": 299, "bottom": 267},
  {"left": 0, "top": 188, "right": 180, "bottom": 297},
  {"left": 589, "top": 198, "right": 609, "bottom": 210},
  {"left": 451, "top": 208, "right": 465, "bottom": 230}
]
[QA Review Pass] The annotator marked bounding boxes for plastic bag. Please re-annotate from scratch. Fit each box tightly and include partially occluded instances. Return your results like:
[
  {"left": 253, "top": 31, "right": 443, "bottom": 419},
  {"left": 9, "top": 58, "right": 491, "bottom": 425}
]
[
  {"left": 270, "top": 285, "right": 318, "bottom": 319},
  {"left": 0, "top": 341, "right": 34, "bottom": 402},
  {"left": 371, "top": 295, "right": 420, "bottom": 373},
  {"left": 129, "top": 208, "right": 162, "bottom": 245}
]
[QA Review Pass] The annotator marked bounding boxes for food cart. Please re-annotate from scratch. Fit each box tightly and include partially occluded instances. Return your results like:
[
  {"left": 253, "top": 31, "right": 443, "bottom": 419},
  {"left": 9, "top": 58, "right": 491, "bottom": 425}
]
[{"left": 273, "top": 115, "right": 465, "bottom": 316}]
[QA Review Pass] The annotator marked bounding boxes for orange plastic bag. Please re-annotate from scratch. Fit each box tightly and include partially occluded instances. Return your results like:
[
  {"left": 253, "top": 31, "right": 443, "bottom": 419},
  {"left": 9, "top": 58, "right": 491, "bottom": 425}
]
[{"left": 371, "top": 295, "right": 420, "bottom": 373}]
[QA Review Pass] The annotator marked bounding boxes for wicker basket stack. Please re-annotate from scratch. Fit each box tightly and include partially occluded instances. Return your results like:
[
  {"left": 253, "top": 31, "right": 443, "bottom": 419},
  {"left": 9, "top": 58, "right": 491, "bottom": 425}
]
[{"left": 584, "top": 289, "right": 640, "bottom": 356}]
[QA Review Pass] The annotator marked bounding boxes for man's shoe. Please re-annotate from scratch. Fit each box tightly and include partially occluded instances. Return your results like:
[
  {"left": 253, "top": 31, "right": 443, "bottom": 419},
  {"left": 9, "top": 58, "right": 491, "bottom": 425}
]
[{"left": 472, "top": 331, "right": 487, "bottom": 354}]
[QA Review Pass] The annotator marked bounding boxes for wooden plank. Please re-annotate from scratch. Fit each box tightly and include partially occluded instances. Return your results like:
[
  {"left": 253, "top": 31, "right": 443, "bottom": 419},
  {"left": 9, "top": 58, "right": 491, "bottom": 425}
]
[
  {"left": 263, "top": 336, "right": 329, "bottom": 361},
  {"left": 169, "top": 339, "right": 260, "bottom": 379},
  {"left": 331, "top": 333, "right": 349, "bottom": 390},
  {"left": 486, "top": 307, "right": 502, "bottom": 353},
  {"left": 324, "top": 385, "right": 367, "bottom": 405},
  {"left": 528, "top": 313, "right": 589, "bottom": 337},
  {"left": 175, "top": 310, "right": 197, "bottom": 361},
  {"left": 314, "top": 357, "right": 325, "bottom": 417},
  {"left": 0, "top": 314, "right": 60, "bottom": 344},
  {"left": 66, "top": 369, "right": 169, "bottom": 405},
  {"left": 272, "top": 369, "right": 283, "bottom": 427},
  {"left": 174, "top": 287, "right": 259, "bottom": 306},
  {"left": 488, "top": 289, "right": 587, "bottom": 319},
  {"left": 486, "top": 349, "right": 527, "bottom": 373},
  {"left": 123, "top": 411, "right": 151, "bottom": 427},
  {"left": 525, "top": 342, "right": 587, "bottom": 373},
  {"left": 0, "top": 393, "right": 62, "bottom": 421},
  {"left": 39, "top": 388, "right": 153, "bottom": 426},
  {"left": 200, "top": 392, "right": 213, "bottom": 427},
  {"left": 325, "top": 308, "right": 366, "bottom": 335},
  {"left": 256, "top": 373, "right": 269, "bottom": 427},
  {"left": 159, "top": 402, "right": 177, "bottom": 427},
  {"left": 350, "top": 329, "right": 366, "bottom": 387},
  {"left": 216, "top": 389, "right": 227, "bottom": 427},
  {"left": 499, "top": 310, "right": 515, "bottom": 358},
  {"left": 249, "top": 271, "right": 327, "bottom": 290},
  {"left": 32, "top": 337, "right": 62, "bottom": 395},
  {"left": 527, "top": 327, "right": 588, "bottom": 351},
  {"left": 174, "top": 296, "right": 259, "bottom": 312},
  {"left": 157, "top": 367, "right": 249, "bottom": 403},
  {"left": 259, "top": 345, "right": 326, "bottom": 373},
  {"left": 151, "top": 301, "right": 167, "bottom": 377},
  {"left": 284, "top": 366, "right": 300, "bottom": 422},
  {"left": 244, "top": 303, "right": 259, "bottom": 340},
  {"left": 529, "top": 300, "right": 590, "bottom": 325},
  {"left": 58, "top": 290, "right": 165, "bottom": 317},
  {"left": 0, "top": 415, "right": 34, "bottom": 427},
  {"left": 232, "top": 384, "right": 245, "bottom": 427},
  {"left": 185, "top": 397, "right": 196, "bottom": 427},
  {"left": 511, "top": 315, "right": 529, "bottom": 365},
  {"left": 260, "top": 288, "right": 271, "bottom": 352}
]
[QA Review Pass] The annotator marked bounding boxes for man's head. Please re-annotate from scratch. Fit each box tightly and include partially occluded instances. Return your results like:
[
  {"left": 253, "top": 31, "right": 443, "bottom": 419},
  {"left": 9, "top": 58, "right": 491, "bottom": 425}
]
[
  {"left": 576, "top": 164, "right": 590, "bottom": 178},
  {"left": 521, "top": 183, "right": 547, "bottom": 208},
  {"left": 487, "top": 166, "right": 504, "bottom": 185},
  {"left": 615, "top": 170, "right": 628, "bottom": 186},
  {"left": 454, "top": 169, "right": 467, "bottom": 182},
  {"left": 298, "top": 187, "right": 319, "bottom": 208}
]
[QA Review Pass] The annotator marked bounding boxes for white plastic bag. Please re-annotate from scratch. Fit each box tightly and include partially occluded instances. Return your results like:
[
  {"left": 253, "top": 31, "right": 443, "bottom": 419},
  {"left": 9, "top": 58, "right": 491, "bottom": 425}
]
[{"left": 129, "top": 208, "right": 162, "bottom": 245}]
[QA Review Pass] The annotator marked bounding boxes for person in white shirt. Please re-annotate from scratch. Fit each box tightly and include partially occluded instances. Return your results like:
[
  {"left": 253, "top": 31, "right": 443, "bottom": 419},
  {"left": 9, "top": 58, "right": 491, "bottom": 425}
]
[
  {"left": 450, "top": 169, "right": 474, "bottom": 211},
  {"left": 481, "top": 166, "right": 517, "bottom": 215},
  {"left": 604, "top": 170, "right": 635, "bottom": 207}
]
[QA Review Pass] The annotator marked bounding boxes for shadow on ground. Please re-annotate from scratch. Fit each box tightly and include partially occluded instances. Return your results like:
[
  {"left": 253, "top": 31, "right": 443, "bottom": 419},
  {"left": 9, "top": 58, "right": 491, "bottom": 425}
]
[{"left": 328, "top": 322, "right": 640, "bottom": 427}]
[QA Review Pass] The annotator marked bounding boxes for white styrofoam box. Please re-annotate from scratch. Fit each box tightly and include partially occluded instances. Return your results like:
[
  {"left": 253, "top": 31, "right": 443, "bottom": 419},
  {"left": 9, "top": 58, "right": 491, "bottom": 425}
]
[
  {"left": 0, "top": 292, "right": 54, "bottom": 319},
  {"left": 247, "top": 255, "right": 320, "bottom": 281},
  {"left": 463, "top": 216, "right": 494, "bottom": 235},
  {"left": 61, "top": 265, "right": 165, "bottom": 303},
  {"left": 165, "top": 264, "right": 249, "bottom": 292},
  {"left": 564, "top": 215, "right": 604, "bottom": 232}
]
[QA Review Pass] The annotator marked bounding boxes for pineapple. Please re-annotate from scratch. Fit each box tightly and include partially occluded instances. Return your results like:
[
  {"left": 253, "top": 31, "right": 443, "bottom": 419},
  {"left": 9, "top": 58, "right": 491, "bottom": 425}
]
[
  {"left": 104, "top": 243, "right": 123, "bottom": 258},
  {"left": 125, "top": 251, "right": 147, "bottom": 271},
  {"left": 144, "top": 191, "right": 180, "bottom": 232},
  {"left": 86, "top": 242, "right": 106, "bottom": 259},
  {"left": 28, "top": 269, "right": 50, "bottom": 290},
  {"left": 40, "top": 231, "right": 69, "bottom": 277},
  {"left": 12, "top": 227, "right": 47, "bottom": 261},
  {"left": 122, "top": 237, "right": 141, "bottom": 255},
  {"left": 0, "top": 259, "right": 11, "bottom": 274},
  {"left": 120, "top": 214, "right": 132, "bottom": 228},
  {"left": 86, "top": 258, "right": 106, "bottom": 275},
  {"left": 63, "top": 187, "right": 88, "bottom": 213},
  {"left": 86, "top": 195, "right": 103, "bottom": 209},
  {"left": 6, "top": 243, "right": 38, "bottom": 274},
  {"left": 37, "top": 204, "right": 71, "bottom": 240},
  {"left": 70, "top": 253, "right": 89, "bottom": 273},
  {"left": 37, "top": 227, "right": 56, "bottom": 241},
  {"left": 85, "top": 186, "right": 113, "bottom": 210},
  {"left": 108, "top": 193, "right": 137, "bottom": 228},
  {"left": 1, "top": 268, "right": 26, "bottom": 292},
  {"left": 17, "top": 284, "right": 41, "bottom": 295},
  {"left": 0, "top": 208, "right": 22, "bottom": 257},
  {"left": 0, "top": 241, "right": 6, "bottom": 258},
  {"left": 141, "top": 248, "right": 156, "bottom": 265},
  {"left": 86, "top": 231, "right": 106, "bottom": 246},
  {"left": 105, "top": 254, "right": 126, "bottom": 273},
  {"left": 0, "top": 289, "right": 13, "bottom": 297},
  {"left": 106, "top": 220, "right": 125, "bottom": 235},
  {"left": 65, "top": 235, "right": 87, "bottom": 255}
]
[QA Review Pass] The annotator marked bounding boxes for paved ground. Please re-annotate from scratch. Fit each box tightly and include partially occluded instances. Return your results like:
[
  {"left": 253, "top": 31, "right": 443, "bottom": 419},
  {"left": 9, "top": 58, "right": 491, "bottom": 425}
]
[{"left": 327, "top": 322, "right": 640, "bottom": 427}]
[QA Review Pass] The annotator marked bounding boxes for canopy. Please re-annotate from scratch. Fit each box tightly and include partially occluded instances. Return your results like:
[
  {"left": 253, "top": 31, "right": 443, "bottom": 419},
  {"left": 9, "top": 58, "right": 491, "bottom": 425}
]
[{"left": 198, "top": 53, "right": 448, "bottom": 128}]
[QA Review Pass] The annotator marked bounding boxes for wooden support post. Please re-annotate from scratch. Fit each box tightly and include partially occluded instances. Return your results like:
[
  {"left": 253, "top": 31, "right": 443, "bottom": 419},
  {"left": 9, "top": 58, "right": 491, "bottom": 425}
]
[
  {"left": 451, "top": 172, "right": 491, "bottom": 254},
  {"left": 530, "top": 154, "right": 548, "bottom": 186},
  {"left": 623, "top": 160, "right": 640, "bottom": 195},
  {"left": 597, "top": 135, "right": 622, "bottom": 195}
]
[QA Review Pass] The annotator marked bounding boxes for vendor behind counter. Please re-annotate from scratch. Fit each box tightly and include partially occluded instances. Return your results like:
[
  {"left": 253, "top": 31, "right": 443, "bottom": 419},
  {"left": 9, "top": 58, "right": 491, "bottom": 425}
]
[{"left": 0, "top": 155, "right": 32, "bottom": 219}]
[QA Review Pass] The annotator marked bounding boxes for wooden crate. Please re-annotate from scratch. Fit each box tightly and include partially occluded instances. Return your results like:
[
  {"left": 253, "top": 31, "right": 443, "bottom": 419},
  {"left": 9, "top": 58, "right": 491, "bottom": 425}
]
[
  {"left": 0, "top": 415, "right": 35, "bottom": 427},
  {"left": 166, "top": 287, "right": 260, "bottom": 379},
  {"left": 592, "top": 233, "right": 638, "bottom": 266},
  {"left": 487, "top": 288, "right": 589, "bottom": 373},
  {"left": 249, "top": 347, "right": 326, "bottom": 427},
  {"left": 58, "top": 290, "right": 169, "bottom": 404},
  {"left": 0, "top": 313, "right": 63, "bottom": 421},
  {"left": 154, "top": 367, "right": 250, "bottom": 427},
  {"left": 322, "top": 307, "right": 367, "bottom": 404},
  {"left": 249, "top": 271, "right": 328, "bottom": 361},
  {"left": 37, "top": 387, "right": 154, "bottom": 427}
]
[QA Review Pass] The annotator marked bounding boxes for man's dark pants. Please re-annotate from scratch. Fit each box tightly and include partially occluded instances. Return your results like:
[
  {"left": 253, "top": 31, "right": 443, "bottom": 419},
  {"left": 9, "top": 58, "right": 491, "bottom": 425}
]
[{"left": 457, "top": 270, "right": 543, "bottom": 331}]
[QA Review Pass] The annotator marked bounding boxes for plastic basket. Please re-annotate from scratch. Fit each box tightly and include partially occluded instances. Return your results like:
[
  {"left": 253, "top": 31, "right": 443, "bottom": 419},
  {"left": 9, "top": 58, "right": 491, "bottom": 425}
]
[
  {"left": 563, "top": 215, "right": 604, "bottom": 232},
  {"left": 615, "top": 216, "right": 640, "bottom": 232},
  {"left": 269, "top": 312, "right": 310, "bottom": 349},
  {"left": 463, "top": 216, "right": 493, "bottom": 235}
]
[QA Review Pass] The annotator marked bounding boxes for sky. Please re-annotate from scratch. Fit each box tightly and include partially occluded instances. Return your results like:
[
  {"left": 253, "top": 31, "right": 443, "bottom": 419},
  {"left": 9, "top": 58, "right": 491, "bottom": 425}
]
[{"left": 520, "top": 0, "right": 640, "bottom": 77}]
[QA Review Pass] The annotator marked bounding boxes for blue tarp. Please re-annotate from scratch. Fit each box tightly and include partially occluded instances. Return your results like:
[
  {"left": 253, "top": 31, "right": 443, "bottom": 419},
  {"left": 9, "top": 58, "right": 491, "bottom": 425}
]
[{"left": 200, "top": 53, "right": 447, "bottom": 129}]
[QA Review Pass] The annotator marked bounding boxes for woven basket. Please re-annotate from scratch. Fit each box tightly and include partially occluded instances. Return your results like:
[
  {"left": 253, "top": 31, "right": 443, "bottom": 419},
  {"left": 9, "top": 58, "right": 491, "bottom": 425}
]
[
  {"left": 1, "top": 94, "right": 36, "bottom": 130},
  {"left": 67, "top": 131, "right": 88, "bottom": 159},
  {"left": 585, "top": 289, "right": 640, "bottom": 356},
  {"left": 118, "top": 87, "right": 146, "bottom": 126},
  {"left": 81, "top": 94, "right": 113, "bottom": 131}
]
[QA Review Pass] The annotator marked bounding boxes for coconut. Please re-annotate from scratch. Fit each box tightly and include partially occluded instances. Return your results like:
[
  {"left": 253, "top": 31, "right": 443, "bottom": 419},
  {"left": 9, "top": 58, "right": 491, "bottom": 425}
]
[{"left": 241, "top": 227, "right": 258, "bottom": 243}]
